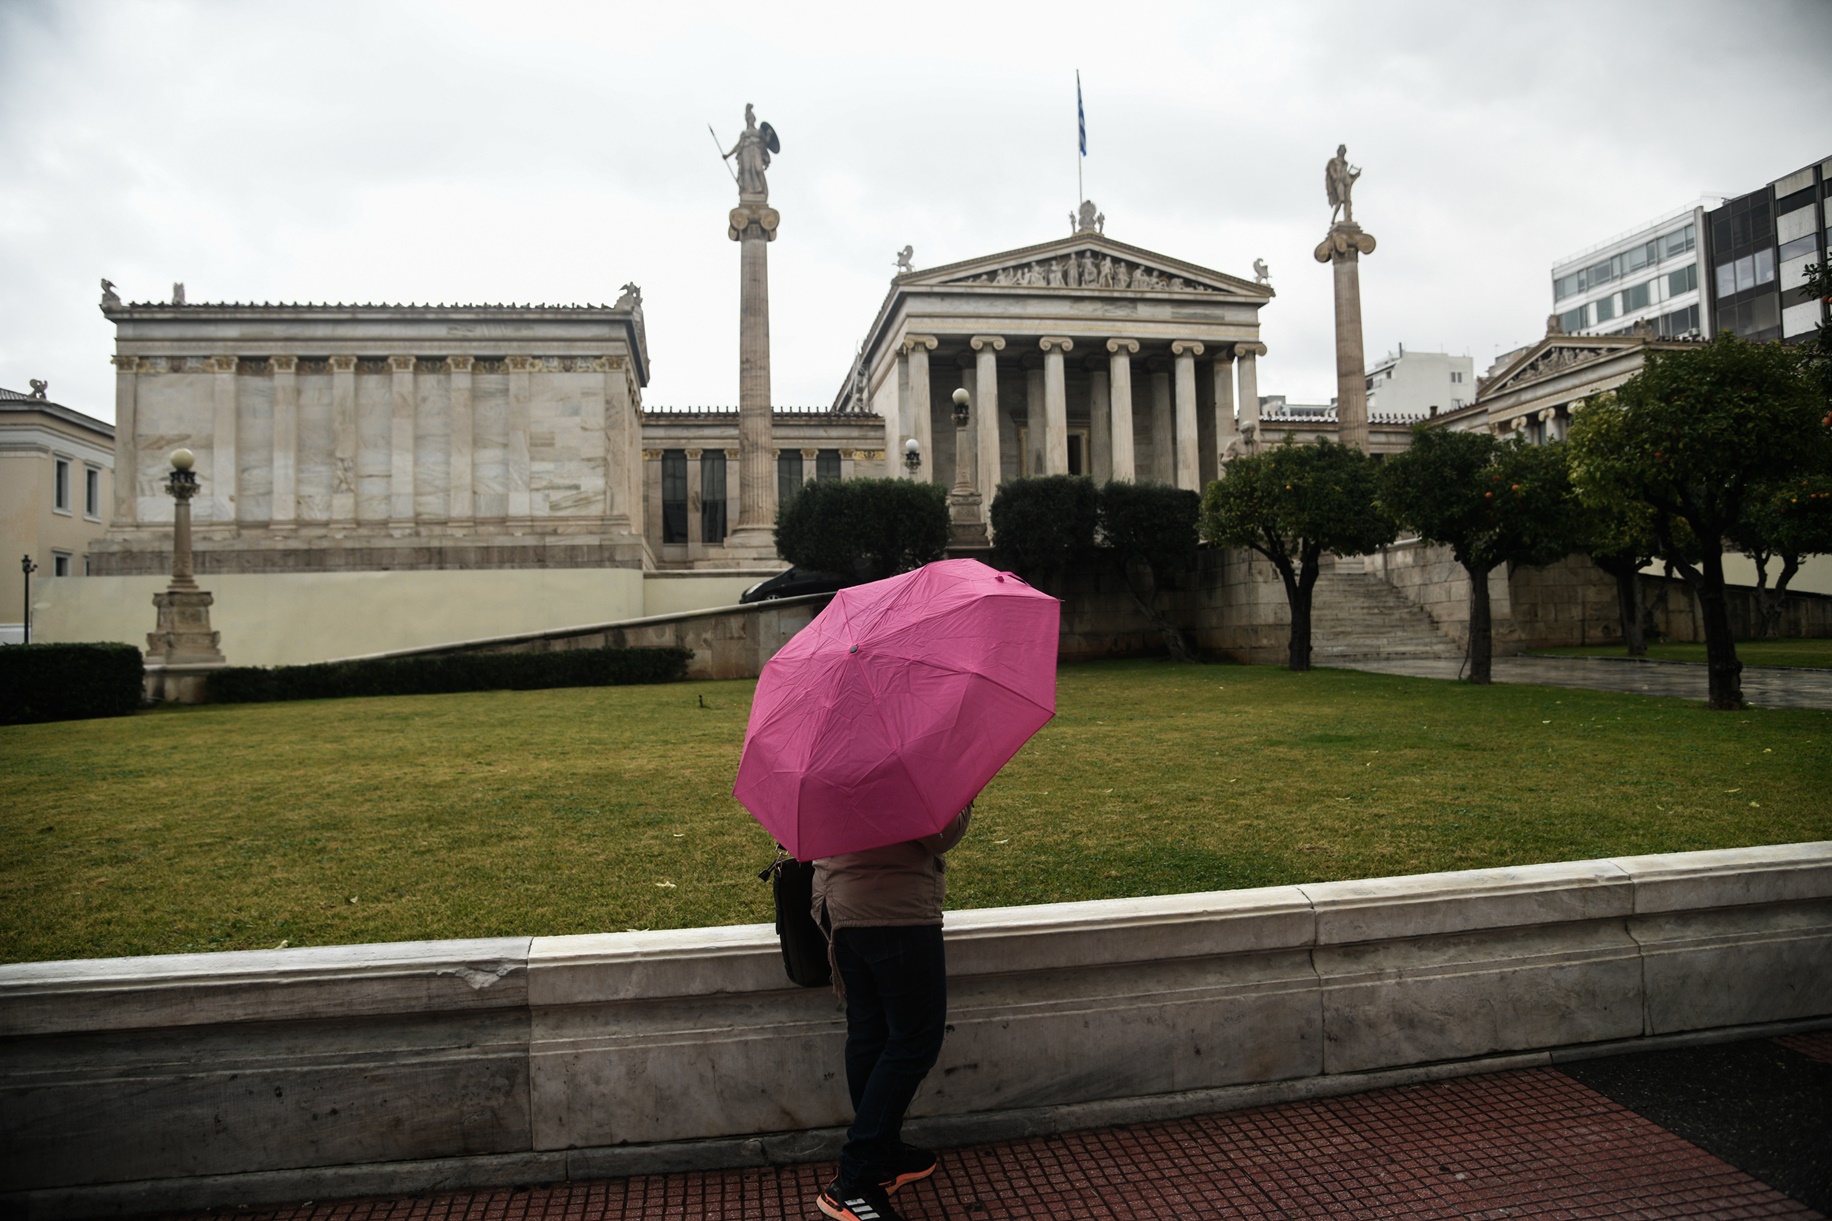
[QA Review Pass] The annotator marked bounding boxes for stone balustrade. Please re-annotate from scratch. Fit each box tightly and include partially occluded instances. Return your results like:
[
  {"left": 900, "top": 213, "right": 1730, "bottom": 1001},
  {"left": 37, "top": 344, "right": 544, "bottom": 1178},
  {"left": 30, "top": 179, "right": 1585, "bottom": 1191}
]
[{"left": 3, "top": 843, "right": 1827, "bottom": 1219}]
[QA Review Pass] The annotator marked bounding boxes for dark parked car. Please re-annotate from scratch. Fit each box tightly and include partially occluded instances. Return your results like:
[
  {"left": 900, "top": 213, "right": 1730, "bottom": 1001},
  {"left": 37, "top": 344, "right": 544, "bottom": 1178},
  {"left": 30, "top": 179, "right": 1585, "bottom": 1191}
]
[{"left": 738, "top": 567, "right": 856, "bottom": 604}]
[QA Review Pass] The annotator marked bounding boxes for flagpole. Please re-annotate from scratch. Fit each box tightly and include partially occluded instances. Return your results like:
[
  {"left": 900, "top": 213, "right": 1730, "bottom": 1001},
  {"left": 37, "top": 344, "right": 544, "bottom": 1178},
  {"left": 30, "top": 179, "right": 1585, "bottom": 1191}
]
[{"left": 1076, "top": 70, "right": 1084, "bottom": 207}]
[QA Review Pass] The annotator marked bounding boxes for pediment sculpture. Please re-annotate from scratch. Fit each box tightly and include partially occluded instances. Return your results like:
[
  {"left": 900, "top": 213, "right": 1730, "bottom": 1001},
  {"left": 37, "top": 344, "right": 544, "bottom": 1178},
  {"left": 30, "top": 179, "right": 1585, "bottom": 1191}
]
[
  {"left": 1508, "top": 344, "right": 1608, "bottom": 387},
  {"left": 947, "top": 250, "right": 1217, "bottom": 293}
]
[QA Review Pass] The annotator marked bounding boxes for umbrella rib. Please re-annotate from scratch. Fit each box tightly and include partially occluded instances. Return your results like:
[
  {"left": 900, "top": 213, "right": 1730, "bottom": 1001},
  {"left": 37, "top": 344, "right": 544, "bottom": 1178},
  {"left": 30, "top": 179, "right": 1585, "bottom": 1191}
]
[{"left": 867, "top": 650, "right": 1057, "bottom": 722}]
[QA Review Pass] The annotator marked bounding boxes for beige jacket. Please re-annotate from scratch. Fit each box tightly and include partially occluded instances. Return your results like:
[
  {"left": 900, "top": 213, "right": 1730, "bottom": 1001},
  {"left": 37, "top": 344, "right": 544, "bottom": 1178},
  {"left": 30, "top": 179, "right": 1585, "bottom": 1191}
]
[{"left": 811, "top": 807, "right": 972, "bottom": 934}]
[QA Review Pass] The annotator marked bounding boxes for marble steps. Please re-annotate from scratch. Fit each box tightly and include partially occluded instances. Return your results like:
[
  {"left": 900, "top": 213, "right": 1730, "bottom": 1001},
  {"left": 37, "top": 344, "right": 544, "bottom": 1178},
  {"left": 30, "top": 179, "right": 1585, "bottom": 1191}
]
[{"left": 1306, "top": 566, "right": 1465, "bottom": 660}]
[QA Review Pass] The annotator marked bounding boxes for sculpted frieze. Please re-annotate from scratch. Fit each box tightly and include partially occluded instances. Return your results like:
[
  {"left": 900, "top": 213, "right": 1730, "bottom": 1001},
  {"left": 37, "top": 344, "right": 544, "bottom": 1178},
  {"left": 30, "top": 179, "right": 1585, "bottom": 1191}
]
[
  {"left": 1509, "top": 345, "right": 1609, "bottom": 388},
  {"left": 948, "top": 250, "right": 1218, "bottom": 294}
]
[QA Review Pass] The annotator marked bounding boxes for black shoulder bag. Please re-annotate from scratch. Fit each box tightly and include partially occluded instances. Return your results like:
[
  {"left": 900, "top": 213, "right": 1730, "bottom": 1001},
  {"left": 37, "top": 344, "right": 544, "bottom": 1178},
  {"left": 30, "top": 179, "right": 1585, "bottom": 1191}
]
[{"left": 759, "top": 850, "right": 832, "bottom": 988}]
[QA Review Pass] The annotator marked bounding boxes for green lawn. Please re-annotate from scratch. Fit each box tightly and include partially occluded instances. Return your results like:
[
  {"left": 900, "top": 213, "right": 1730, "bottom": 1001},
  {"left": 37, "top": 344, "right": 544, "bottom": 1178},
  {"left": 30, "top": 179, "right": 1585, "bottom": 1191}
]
[
  {"left": 2, "top": 659, "right": 1827, "bottom": 965},
  {"left": 1528, "top": 640, "right": 1832, "bottom": 669}
]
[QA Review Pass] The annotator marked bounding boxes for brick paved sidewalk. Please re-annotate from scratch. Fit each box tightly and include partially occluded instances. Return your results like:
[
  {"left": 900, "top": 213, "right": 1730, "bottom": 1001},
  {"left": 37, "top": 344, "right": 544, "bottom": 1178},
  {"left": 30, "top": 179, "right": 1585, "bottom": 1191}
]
[{"left": 163, "top": 1038, "right": 1829, "bottom": 1221}]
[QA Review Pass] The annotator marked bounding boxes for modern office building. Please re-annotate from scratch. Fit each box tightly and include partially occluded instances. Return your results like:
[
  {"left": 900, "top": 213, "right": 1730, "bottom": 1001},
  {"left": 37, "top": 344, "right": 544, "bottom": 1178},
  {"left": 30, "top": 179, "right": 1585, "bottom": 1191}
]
[
  {"left": 1362, "top": 345, "right": 1477, "bottom": 419},
  {"left": 1549, "top": 200, "right": 1715, "bottom": 340},
  {"left": 1703, "top": 157, "right": 1830, "bottom": 345}
]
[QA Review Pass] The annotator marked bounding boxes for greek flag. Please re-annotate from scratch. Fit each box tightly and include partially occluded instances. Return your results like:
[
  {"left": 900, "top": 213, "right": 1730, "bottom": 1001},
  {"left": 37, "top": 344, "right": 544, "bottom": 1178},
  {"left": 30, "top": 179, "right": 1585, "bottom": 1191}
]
[{"left": 1077, "top": 71, "right": 1087, "bottom": 156}]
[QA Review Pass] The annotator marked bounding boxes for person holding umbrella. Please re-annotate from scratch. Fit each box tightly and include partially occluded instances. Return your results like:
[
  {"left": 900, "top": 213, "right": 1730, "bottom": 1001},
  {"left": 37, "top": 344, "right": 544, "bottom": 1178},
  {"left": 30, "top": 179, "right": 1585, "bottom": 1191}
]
[{"left": 733, "top": 559, "right": 1061, "bottom": 1221}]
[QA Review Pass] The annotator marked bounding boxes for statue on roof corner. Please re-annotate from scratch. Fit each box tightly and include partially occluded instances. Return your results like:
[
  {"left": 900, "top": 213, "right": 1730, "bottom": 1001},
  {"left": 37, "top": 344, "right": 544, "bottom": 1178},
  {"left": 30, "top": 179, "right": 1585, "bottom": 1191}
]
[
  {"left": 171, "top": 281, "right": 186, "bottom": 306},
  {"left": 29, "top": 379, "right": 48, "bottom": 400},
  {"left": 1254, "top": 258, "right": 1270, "bottom": 285},
  {"left": 894, "top": 245, "right": 914, "bottom": 274},
  {"left": 1326, "top": 145, "right": 1361, "bottom": 226},
  {"left": 616, "top": 282, "right": 643, "bottom": 311},
  {"left": 100, "top": 278, "right": 120, "bottom": 308},
  {"left": 724, "top": 103, "right": 779, "bottom": 203}
]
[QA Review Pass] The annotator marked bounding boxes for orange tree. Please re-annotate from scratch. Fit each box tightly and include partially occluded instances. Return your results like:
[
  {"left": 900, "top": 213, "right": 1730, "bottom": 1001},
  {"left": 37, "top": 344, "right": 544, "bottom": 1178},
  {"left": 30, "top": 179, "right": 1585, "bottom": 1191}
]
[
  {"left": 1380, "top": 429, "right": 1576, "bottom": 685},
  {"left": 1200, "top": 439, "right": 1393, "bottom": 671},
  {"left": 1567, "top": 335, "right": 1828, "bottom": 709}
]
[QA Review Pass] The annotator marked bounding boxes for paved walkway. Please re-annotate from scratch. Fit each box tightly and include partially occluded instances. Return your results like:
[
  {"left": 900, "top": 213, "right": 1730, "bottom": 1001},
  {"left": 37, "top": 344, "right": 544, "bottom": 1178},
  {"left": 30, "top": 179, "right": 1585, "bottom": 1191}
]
[
  {"left": 1329, "top": 655, "right": 1832, "bottom": 710},
  {"left": 164, "top": 1033, "right": 1830, "bottom": 1221}
]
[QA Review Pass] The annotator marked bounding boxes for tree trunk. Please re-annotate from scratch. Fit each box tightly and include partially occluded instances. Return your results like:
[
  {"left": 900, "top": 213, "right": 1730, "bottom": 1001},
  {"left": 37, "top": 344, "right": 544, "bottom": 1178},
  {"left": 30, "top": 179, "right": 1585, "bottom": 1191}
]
[
  {"left": 1748, "top": 550, "right": 1785, "bottom": 640},
  {"left": 1122, "top": 557, "right": 1196, "bottom": 663},
  {"left": 1614, "top": 565, "right": 1647, "bottom": 656},
  {"left": 1691, "top": 549, "right": 1745, "bottom": 710},
  {"left": 1466, "top": 562, "right": 1495, "bottom": 684},
  {"left": 1281, "top": 553, "right": 1319, "bottom": 672}
]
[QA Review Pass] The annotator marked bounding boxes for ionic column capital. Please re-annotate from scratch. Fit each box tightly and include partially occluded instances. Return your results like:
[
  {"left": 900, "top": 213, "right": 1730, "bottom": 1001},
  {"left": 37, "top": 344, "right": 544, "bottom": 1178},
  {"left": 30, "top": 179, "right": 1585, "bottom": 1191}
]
[
  {"left": 270, "top": 355, "right": 299, "bottom": 374},
  {"left": 901, "top": 334, "right": 939, "bottom": 355},
  {"left": 1171, "top": 340, "right": 1206, "bottom": 358},
  {"left": 208, "top": 355, "right": 239, "bottom": 374},
  {"left": 506, "top": 355, "right": 539, "bottom": 373},
  {"left": 111, "top": 354, "right": 141, "bottom": 372},
  {"left": 969, "top": 335, "right": 1006, "bottom": 352},
  {"left": 330, "top": 355, "right": 358, "bottom": 373},
  {"left": 1039, "top": 336, "right": 1074, "bottom": 354},
  {"left": 388, "top": 354, "right": 417, "bottom": 373},
  {"left": 446, "top": 355, "right": 475, "bottom": 374},
  {"left": 1105, "top": 338, "right": 1140, "bottom": 356},
  {"left": 1234, "top": 341, "right": 1268, "bottom": 359}
]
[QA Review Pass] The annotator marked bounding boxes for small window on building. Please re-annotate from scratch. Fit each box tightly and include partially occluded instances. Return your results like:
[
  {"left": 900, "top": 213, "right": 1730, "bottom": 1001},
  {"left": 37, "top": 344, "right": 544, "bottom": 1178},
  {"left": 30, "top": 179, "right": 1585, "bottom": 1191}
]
[
  {"left": 1623, "top": 281, "right": 1652, "bottom": 313},
  {"left": 84, "top": 467, "right": 101, "bottom": 518},
  {"left": 777, "top": 450, "right": 803, "bottom": 507},
  {"left": 1553, "top": 271, "right": 1585, "bottom": 300},
  {"left": 1559, "top": 305, "right": 1587, "bottom": 334},
  {"left": 1668, "top": 264, "right": 1697, "bottom": 297},
  {"left": 661, "top": 450, "right": 688, "bottom": 544},
  {"left": 816, "top": 449, "right": 841, "bottom": 481},
  {"left": 52, "top": 551, "right": 71, "bottom": 577},
  {"left": 1715, "top": 261, "right": 1736, "bottom": 298},
  {"left": 1735, "top": 255, "right": 1755, "bottom": 293},
  {"left": 1659, "top": 226, "right": 1695, "bottom": 260},
  {"left": 1450, "top": 370, "right": 1464, "bottom": 384},
  {"left": 1753, "top": 247, "right": 1775, "bottom": 285},
  {"left": 700, "top": 451, "right": 727, "bottom": 544},
  {"left": 1595, "top": 295, "right": 1618, "bottom": 323},
  {"left": 54, "top": 458, "right": 71, "bottom": 511},
  {"left": 1779, "top": 234, "right": 1818, "bottom": 262}
]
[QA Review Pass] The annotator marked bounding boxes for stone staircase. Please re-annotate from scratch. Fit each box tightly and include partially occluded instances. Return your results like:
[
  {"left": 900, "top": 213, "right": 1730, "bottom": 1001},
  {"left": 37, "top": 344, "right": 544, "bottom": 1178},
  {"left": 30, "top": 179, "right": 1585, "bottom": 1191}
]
[{"left": 1308, "top": 558, "right": 1466, "bottom": 661}]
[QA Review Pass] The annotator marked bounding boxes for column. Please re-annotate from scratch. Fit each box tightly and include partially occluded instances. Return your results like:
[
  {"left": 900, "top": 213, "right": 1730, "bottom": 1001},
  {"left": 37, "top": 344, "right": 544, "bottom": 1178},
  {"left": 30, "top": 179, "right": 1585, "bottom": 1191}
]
[
  {"left": 728, "top": 197, "right": 781, "bottom": 548},
  {"left": 1171, "top": 340, "right": 1204, "bottom": 491},
  {"left": 506, "top": 355, "right": 534, "bottom": 525},
  {"left": 1212, "top": 348, "right": 1239, "bottom": 464},
  {"left": 1089, "top": 365, "right": 1111, "bottom": 484},
  {"left": 1237, "top": 342, "right": 1266, "bottom": 443},
  {"left": 1315, "top": 222, "right": 1377, "bottom": 451},
  {"left": 1039, "top": 337, "right": 1073, "bottom": 476},
  {"left": 330, "top": 355, "right": 357, "bottom": 528},
  {"left": 270, "top": 355, "right": 298, "bottom": 531},
  {"left": 685, "top": 447, "right": 704, "bottom": 558},
  {"left": 447, "top": 356, "right": 475, "bottom": 528},
  {"left": 1149, "top": 360, "right": 1173, "bottom": 483},
  {"left": 110, "top": 355, "right": 138, "bottom": 525},
  {"left": 209, "top": 355, "right": 238, "bottom": 528},
  {"left": 1106, "top": 338, "right": 1139, "bottom": 481},
  {"left": 902, "top": 335, "right": 937, "bottom": 480},
  {"left": 970, "top": 336, "right": 1004, "bottom": 507},
  {"left": 388, "top": 355, "right": 416, "bottom": 529},
  {"left": 1024, "top": 365, "right": 1045, "bottom": 477},
  {"left": 884, "top": 352, "right": 903, "bottom": 477}
]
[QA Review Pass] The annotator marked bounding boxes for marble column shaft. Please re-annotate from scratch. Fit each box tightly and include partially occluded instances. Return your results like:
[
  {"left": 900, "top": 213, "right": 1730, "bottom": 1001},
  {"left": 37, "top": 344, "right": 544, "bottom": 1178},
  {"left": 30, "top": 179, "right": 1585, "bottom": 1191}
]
[
  {"left": 1149, "top": 363, "right": 1173, "bottom": 483},
  {"left": 448, "top": 356, "right": 475, "bottom": 525},
  {"left": 1039, "top": 337, "right": 1073, "bottom": 477},
  {"left": 1106, "top": 339, "right": 1139, "bottom": 482},
  {"left": 971, "top": 336, "right": 1004, "bottom": 507},
  {"left": 1089, "top": 368, "right": 1111, "bottom": 484},
  {"left": 1212, "top": 350, "right": 1238, "bottom": 458},
  {"left": 388, "top": 355, "right": 416, "bottom": 526},
  {"left": 731, "top": 202, "right": 780, "bottom": 536},
  {"left": 903, "top": 336, "right": 937, "bottom": 481},
  {"left": 1237, "top": 343, "right": 1265, "bottom": 438},
  {"left": 1333, "top": 255, "right": 1370, "bottom": 450},
  {"left": 111, "top": 355, "right": 138, "bottom": 525},
  {"left": 1024, "top": 367, "right": 1045, "bottom": 477},
  {"left": 210, "top": 355, "right": 238, "bottom": 526},
  {"left": 270, "top": 356, "right": 298, "bottom": 529},
  {"left": 330, "top": 355, "right": 357, "bottom": 527},
  {"left": 1171, "top": 341, "right": 1204, "bottom": 491}
]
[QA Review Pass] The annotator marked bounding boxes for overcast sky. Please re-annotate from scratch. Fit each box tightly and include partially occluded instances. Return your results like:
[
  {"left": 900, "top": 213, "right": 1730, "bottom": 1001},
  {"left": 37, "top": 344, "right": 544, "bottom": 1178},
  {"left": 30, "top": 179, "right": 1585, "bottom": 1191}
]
[{"left": 3, "top": 0, "right": 1829, "bottom": 422}]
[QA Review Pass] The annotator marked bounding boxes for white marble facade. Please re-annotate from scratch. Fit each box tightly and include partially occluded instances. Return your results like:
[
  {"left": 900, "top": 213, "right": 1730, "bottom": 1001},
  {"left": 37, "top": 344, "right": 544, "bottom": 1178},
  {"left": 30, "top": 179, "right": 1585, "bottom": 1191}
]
[{"left": 95, "top": 303, "right": 653, "bottom": 574}]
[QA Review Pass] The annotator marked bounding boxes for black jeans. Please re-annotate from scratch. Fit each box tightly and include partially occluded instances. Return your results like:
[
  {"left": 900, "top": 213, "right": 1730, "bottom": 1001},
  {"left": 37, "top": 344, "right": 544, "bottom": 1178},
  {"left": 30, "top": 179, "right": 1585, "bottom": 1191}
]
[{"left": 831, "top": 924, "right": 948, "bottom": 1186}]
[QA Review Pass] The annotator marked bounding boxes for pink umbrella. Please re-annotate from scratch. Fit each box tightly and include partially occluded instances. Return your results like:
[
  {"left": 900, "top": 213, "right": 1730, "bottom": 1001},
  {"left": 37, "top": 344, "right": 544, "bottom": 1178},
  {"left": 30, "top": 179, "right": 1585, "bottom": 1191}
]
[{"left": 733, "top": 558, "right": 1060, "bottom": 860}]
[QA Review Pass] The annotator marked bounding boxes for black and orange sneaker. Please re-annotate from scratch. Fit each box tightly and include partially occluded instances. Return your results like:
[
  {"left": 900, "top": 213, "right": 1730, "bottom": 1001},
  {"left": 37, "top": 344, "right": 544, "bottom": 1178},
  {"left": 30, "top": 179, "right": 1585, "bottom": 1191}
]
[
  {"left": 816, "top": 1178, "right": 905, "bottom": 1221},
  {"left": 879, "top": 1144, "right": 938, "bottom": 1194}
]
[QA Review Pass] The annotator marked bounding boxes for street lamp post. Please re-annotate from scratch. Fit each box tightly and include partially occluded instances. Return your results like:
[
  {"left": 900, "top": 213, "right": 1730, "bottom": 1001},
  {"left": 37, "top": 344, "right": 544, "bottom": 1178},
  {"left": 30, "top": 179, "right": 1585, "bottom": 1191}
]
[
  {"left": 19, "top": 554, "right": 37, "bottom": 644},
  {"left": 144, "top": 448, "right": 225, "bottom": 703},
  {"left": 903, "top": 437, "right": 922, "bottom": 477},
  {"left": 946, "top": 388, "right": 989, "bottom": 547}
]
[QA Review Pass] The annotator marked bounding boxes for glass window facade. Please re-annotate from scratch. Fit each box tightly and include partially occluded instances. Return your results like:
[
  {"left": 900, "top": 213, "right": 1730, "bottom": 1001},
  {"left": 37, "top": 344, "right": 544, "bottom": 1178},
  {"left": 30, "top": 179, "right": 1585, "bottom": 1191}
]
[
  {"left": 54, "top": 458, "right": 70, "bottom": 511},
  {"left": 816, "top": 449, "right": 841, "bottom": 481},
  {"left": 1779, "top": 233, "right": 1818, "bottom": 262},
  {"left": 777, "top": 450, "right": 803, "bottom": 508},
  {"left": 660, "top": 450, "right": 688, "bottom": 544},
  {"left": 700, "top": 451, "right": 727, "bottom": 543},
  {"left": 1659, "top": 225, "right": 1696, "bottom": 259},
  {"left": 1559, "top": 305, "right": 1587, "bottom": 333},
  {"left": 1667, "top": 263, "right": 1698, "bottom": 296}
]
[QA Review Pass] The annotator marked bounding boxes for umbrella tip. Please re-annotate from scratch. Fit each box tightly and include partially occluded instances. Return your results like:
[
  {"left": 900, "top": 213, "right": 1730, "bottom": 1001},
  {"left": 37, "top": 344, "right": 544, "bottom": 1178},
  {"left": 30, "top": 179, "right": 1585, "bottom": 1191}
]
[{"left": 850, "top": 644, "right": 859, "bottom": 653}]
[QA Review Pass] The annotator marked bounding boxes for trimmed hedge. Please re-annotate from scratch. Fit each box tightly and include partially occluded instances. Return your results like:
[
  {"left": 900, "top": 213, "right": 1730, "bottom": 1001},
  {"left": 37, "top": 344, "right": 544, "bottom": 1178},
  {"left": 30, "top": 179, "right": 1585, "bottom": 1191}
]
[
  {"left": 990, "top": 475, "right": 1100, "bottom": 583},
  {"left": 774, "top": 478, "right": 949, "bottom": 580},
  {"left": 0, "top": 643, "right": 145, "bottom": 725},
  {"left": 1100, "top": 480, "right": 1202, "bottom": 587},
  {"left": 208, "top": 646, "right": 692, "bottom": 704}
]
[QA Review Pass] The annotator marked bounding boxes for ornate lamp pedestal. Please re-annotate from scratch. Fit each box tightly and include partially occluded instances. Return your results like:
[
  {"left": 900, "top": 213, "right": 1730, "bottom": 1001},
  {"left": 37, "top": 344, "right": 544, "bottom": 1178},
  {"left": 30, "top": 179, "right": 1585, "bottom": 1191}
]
[
  {"left": 144, "top": 449, "right": 226, "bottom": 704},
  {"left": 947, "top": 388, "right": 990, "bottom": 549}
]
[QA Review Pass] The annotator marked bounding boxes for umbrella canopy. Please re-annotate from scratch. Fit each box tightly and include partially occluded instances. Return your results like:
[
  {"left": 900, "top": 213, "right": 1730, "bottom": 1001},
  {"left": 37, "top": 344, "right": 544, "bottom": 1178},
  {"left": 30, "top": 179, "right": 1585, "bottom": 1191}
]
[{"left": 733, "top": 558, "right": 1060, "bottom": 860}]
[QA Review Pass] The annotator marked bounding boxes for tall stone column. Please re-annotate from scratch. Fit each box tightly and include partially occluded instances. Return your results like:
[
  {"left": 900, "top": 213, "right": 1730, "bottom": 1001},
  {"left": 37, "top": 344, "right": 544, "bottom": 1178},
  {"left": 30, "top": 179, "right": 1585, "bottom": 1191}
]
[
  {"left": 111, "top": 355, "right": 139, "bottom": 526},
  {"left": 1212, "top": 349, "right": 1238, "bottom": 464},
  {"left": 271, "top": 355, "right": 298, "bottom": 531},
  {"left": 1089, "top": 366, "right": 1111, "bottom": 483},
  {"left": 1149, "top": 361, "right": 1173, "bottom": 483},
  {"left": 1106, "top": 339, "right": 1139, "bottom": 481},
  {"left": 1315, "top": 224, "right": 1377, "bottom": 451},
  {"left": 1236, "top": 343, "right": 1266, "bottom": 446},
  {"left": 1024, "top": 365, "right": 1045, "bottom": 477},
  {"left": 209, "top": 355, "right": 238, "bottom": 529},
  {"left": 330, "top": 355, "right": 357, "bottom": 528},
  {"left": 901, "top": 335, "right": 937, "bottom": 481},
  {"left": 727, "top": 197, "right": 781, "bottom": 548},
  {"left": 1171, "top": 341, "right": 1204, "bottom": 491},
  {"left": 447, "top": 356, "right": 475, "bottom": 528},
  {"left": 388, "top": 354, "right": 417, "bottom": 530},
  {"left": 970, "top": 336, "right": 1004, "bottom": 507},
  {"left": 1039, "top": 337, "right": 1073, "bottom": 476},
  {"left": 506, "top": 356, "right": 535, "bottom": 527}
]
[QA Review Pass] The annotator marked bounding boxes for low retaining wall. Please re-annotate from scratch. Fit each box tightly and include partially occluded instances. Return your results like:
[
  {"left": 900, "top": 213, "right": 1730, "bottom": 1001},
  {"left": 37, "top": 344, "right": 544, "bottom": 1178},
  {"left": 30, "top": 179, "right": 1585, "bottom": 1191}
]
[{"left": 3, "top": 842, "right": 1827, "bottom": 1219}]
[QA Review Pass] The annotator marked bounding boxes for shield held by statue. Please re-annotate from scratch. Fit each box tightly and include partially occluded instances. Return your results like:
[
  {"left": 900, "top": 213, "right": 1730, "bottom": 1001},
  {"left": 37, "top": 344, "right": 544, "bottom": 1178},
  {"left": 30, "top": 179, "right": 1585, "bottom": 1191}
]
[{"left": 759, "top": 121, "right": 781, "bottom": 154}]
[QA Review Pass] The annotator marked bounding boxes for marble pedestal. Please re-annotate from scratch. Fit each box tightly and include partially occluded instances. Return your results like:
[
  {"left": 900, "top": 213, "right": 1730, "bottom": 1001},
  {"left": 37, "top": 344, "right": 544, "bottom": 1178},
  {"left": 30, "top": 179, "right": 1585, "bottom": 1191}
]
[{"left": 145, "top": 588, "right": 226, "bottom": 703}]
